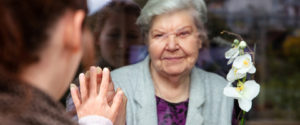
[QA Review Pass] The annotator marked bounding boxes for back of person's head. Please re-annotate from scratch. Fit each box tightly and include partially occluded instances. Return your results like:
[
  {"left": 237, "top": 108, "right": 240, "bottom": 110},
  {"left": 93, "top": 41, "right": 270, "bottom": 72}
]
[{"left": 0, "top": 0, "right": 87, "bottom": 79}]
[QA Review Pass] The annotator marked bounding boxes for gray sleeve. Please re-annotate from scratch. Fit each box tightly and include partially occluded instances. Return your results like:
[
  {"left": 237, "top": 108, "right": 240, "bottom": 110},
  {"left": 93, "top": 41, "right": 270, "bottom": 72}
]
[
  {"left": 218, "top": 89, "right": 234, "bottom": 125},
  {"left": 209, "top": 73, "right": 234, "bottom": 125}
]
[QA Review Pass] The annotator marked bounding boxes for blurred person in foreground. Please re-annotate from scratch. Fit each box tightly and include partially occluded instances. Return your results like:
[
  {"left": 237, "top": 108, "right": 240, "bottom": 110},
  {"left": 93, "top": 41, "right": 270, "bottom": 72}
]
[
  {"left": 68, "top": 0, "right": 234, "bottom": 124},
  {"left": 0, "top": 0, "right": 126, "bottom": 125}
]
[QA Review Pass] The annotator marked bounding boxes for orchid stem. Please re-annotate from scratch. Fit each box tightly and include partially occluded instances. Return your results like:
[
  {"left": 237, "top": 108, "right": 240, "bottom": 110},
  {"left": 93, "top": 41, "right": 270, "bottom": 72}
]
[
  {"left": 243, "top": 77, "right": 246, "bottom": 83},
  {"left": 240, "top": 111, "right": 246, "bottom": 125},
  {"left": 221, "top": 30, "right": 244, "bottom": 41},
  {"left": 237, "top": 110, "right": 242, "bottom": 121}
]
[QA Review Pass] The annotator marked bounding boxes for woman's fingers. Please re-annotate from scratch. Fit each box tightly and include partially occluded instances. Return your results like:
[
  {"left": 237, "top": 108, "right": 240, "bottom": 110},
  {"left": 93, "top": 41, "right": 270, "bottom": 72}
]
[
  {"left": 99, "top": 68, "right": 110, "bottom": 99},
  {"left": 89, "top": 66, "right": 98, "bottom": 97},
  {"left": 114, "top": 89, "right": 127, "bottom": 125},
  {"left": 70, "top": 84, "right": 81, "bottom": 109},
  {"left": 107, "top": 73, "right": 116, "bottom": 105},
  {"left": 110, "top": 89, "right": 124, "bottom": 122},
  {"left": 96, "top": 67, "right": 103, "bottom": 94},
  {"left": 74, "top": 66, "right": 127, "bottom": 122},
  {"left": 79, "top": 73, "right": 88, "bottom": 101},
  {"left": 107, "top": 85, "right": 116, "bottom": 106}
]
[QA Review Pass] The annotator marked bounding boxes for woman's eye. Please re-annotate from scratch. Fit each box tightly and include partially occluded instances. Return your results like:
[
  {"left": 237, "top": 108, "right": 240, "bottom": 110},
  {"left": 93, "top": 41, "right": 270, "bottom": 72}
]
[
  {"left": 178, "top": 31, "right": 191, "bottom": 37},
  {"left": 153, "top": 34, "right": 163, "bottom": 38}
]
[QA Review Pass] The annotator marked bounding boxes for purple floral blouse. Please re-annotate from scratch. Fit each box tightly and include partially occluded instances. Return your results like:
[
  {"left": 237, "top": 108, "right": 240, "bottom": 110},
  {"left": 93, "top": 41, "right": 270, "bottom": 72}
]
[{"left": 156, "top": 96, "right": 189, "bottom": 125}]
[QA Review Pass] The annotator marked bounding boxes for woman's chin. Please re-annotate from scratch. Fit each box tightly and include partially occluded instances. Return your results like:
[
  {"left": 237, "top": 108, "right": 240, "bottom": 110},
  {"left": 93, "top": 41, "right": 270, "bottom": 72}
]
[{"left": 163, "top": 67, "right": 187, "bottom": 76}]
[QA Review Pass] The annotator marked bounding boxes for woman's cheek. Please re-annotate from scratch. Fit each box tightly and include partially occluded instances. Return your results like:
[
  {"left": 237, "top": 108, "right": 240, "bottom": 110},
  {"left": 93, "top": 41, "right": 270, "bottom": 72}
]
[
  {"left": 148, "top": 41, "right": 165, "bottom": 59},
  {"left": 181, "top": 43, "right": 199, "bottom": 64}
]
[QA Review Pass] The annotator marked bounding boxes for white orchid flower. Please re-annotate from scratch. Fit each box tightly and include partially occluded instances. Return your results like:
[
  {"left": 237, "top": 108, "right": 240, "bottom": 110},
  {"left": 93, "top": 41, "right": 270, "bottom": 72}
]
[
  {"left": 223, "top": 80, "right": 260, "bottom": 112},
  {"left": 226, "top": 54, "right": 256, "bottom": 82},
  {"left": 226, "top": 67, "right": 246, "bottom": 82},
  {"left": 232, "top": 54, "right": 256, "bottom": 74},
  {"left": 225, "top": 47, "right": 239, "bottom": 64}
]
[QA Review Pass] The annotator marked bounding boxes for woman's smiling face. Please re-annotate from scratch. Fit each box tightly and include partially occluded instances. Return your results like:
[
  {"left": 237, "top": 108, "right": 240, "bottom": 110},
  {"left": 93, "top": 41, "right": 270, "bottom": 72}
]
[{"left": 148, "top": 9, "right": 202, "bottom": 76}]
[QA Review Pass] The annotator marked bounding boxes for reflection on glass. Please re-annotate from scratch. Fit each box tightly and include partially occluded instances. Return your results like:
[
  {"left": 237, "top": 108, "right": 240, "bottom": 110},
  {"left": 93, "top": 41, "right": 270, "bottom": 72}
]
[{"left": 86, "top": 0, "right": 145, "bottom": 70}]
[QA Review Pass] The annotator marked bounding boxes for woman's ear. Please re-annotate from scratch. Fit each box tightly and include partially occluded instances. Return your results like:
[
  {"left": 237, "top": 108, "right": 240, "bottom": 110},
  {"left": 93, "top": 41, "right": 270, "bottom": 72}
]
[
  {"left": 72, "top": 10, "right": 86, "bottom": 52},
  {"left": 63, "top": 10, "right": 86, "bottom": 52}
]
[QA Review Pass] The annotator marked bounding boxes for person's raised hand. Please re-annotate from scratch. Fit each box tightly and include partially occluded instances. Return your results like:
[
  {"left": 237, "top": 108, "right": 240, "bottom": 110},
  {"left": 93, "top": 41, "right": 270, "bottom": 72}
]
[
  {"left": 70, "top": 66, "right": 124, "bottom": 123},
  {"left": 114, "top": 87, "right": 127, "bottom": 125},
  {"left": 84, "top": 67, "right": 116, "bottom": 106}
]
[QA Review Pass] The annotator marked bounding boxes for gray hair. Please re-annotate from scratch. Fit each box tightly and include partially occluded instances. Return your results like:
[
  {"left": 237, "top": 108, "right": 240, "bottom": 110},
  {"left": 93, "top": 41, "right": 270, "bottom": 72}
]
[{"left": 136, "top": 0, "right": 208, "bottom": 46}]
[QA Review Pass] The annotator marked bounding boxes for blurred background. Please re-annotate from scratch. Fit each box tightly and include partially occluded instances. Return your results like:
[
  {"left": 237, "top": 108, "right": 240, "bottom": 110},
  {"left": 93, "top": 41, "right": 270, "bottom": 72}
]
[
  {"left": 202, "top": 0, "right": 300, "bottom": 124},
  {"left": 63, "top": 0, "right": 300, "bottom": 124}
]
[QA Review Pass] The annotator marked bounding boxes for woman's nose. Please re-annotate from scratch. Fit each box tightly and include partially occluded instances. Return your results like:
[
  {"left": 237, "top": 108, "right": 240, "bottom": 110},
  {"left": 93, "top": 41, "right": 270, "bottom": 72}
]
[{"left": 165, "top": 35, "right": 179, "bottom": 51}]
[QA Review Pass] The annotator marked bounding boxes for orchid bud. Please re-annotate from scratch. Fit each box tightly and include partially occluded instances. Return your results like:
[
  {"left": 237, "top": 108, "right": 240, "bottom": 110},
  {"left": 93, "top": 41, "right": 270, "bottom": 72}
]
[
  {"left": 239, "top": 41, "right": 247, "bottom": 49},
  {"left": 233, "top": 39, "right": 239, "bottom": 45}
]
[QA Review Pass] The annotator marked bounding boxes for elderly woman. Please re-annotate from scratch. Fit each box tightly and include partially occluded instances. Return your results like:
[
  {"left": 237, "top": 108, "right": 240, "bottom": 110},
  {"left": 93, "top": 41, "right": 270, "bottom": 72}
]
[
  {"left": 0, "top": 0, "right": 125, "bottom": 124},
  {"left": 67, "top": 0, "right": 233, "bottom": 124},
  {"left": 110, "top": 0, "right": 233, "bottom": 124}
]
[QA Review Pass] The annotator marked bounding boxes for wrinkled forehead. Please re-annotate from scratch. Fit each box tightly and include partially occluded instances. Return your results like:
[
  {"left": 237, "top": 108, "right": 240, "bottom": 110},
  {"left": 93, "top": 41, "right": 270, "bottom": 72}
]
[{"left": 149, "top": 9, "right": 197, "bottom": 33}]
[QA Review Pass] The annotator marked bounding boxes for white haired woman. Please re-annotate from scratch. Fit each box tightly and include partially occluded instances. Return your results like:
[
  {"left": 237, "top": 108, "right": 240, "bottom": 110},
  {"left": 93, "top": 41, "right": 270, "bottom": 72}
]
[
  {"left": 67, "top": 0, "right": 234, "bottom": 124},
  {"left": 110, "top": 0, "right": 234, "bottom": 125}
]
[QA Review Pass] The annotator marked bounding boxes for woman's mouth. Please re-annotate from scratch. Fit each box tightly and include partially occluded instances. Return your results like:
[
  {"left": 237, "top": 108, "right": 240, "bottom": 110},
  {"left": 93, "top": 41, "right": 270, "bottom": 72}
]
[{"left": 162, "top": 56, "right": 184, "bottom": 63}]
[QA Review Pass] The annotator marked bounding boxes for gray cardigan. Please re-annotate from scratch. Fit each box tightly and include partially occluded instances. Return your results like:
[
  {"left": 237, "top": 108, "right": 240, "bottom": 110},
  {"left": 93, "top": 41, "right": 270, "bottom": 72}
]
[{"left": 111, "top": 56, "right": 233, "bottom": 125}]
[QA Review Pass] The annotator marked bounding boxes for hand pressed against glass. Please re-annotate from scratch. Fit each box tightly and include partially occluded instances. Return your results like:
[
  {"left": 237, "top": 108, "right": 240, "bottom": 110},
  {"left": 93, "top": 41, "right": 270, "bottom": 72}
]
[
  {"left": 148, "top": 9, "right": 202, "bottom": 76},
  {"left": 70, "top": 67, "right": 126, "bottom": 124}
]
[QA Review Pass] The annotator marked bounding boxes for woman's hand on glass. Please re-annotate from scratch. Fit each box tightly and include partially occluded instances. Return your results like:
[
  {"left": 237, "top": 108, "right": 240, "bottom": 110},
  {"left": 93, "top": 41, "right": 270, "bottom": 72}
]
[{"left": 70, "top": 66, "right": 126, "bottom": 123}]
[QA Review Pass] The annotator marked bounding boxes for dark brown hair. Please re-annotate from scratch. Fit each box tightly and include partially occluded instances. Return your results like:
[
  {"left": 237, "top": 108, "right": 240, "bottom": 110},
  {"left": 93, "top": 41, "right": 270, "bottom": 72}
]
[
  {"left": 85, "top": 0, "right": 140, "bottom": 40},
  {"left": 0, "top": 0, "right": 87, "bottom": 78},
  {"left": 82, "top": 1, "right": 141, "bottom": 65}
]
